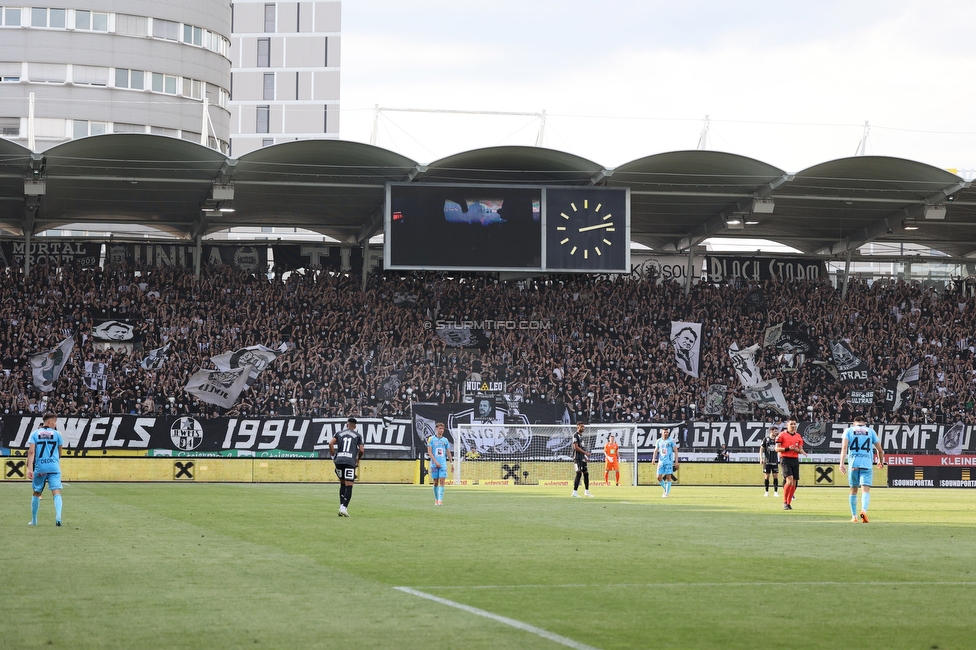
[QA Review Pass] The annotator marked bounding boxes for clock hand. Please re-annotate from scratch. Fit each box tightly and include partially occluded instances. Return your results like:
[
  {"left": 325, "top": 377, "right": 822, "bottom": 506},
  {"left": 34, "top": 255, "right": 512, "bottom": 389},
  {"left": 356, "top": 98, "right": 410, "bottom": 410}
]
[{"left": 578, "top": 222, "right": 614, "bottom": 233}]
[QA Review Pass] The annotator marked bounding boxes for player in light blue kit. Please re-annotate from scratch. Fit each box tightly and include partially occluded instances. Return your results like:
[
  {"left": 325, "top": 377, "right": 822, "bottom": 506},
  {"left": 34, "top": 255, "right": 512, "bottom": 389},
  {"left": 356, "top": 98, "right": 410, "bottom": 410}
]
[
  {"left": 652, "top": 428, "right": 679, "bottom": 497},
  {"left": 839, "top": 415, "right": 885, "bottom": 523},
  {"left": 427, "top": 422, "right": 453, "bottom": 506},
  {"left": 26, "top": 412, "right": 64, "bottom": 527}
]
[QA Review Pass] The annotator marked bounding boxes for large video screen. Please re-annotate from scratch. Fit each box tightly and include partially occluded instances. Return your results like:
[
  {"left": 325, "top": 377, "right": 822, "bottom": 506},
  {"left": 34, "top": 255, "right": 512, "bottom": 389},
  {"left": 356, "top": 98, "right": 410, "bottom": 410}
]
[
  {"left": 385, "top": 184, "right": 629, "bottom": 272},
  {"left": 387, "top": 184, "right": 543, "bottom": 270}
]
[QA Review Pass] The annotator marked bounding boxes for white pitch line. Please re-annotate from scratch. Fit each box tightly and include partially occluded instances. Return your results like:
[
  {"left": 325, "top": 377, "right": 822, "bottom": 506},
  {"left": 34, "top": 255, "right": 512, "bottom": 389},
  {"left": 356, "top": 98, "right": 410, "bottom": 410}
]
[
  {"left": 418, "top": 581, "right": 976, "bottom": 590},
  {"left": 394, "top": 586, "right": 600, "bottom": 650}
]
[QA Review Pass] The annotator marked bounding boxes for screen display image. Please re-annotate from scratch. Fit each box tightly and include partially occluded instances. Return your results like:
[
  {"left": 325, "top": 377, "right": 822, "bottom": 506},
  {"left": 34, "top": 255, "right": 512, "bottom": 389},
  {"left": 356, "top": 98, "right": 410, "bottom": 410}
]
[{"left": 388, "top": 185, "right": 542, "bottom": 270}]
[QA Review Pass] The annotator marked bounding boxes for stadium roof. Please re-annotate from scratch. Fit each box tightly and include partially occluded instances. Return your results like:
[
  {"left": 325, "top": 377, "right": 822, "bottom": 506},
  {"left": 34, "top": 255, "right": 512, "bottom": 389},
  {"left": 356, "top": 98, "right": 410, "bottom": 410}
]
[{"left": 1, "top": 134, "right": 974, "bottom": 257}]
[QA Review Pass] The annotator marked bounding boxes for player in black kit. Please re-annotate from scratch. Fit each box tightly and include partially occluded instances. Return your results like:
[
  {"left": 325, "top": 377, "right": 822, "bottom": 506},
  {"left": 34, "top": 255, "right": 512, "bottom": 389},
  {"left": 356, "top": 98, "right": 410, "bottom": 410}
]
[
  {"left": 759, "top": 425, "right": 779, "bottom": 497},
  {"left": 330, "top": 417, "right": 365, "bottom": 517},
  {"left": 571, "top": 421, "right": 593, "bottom": 498}
]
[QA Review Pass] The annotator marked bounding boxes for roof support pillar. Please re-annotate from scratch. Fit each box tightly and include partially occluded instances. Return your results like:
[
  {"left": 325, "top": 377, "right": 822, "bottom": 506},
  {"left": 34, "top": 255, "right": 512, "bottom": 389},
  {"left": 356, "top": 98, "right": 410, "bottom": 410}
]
[
  {"left": 23, "top": 229, "right": 30, "bottom": 278},
  {"left": 361, "top": 240, "right": 369, "bottom": 291},
  {"left": 194, "top": 234, "right": 202, "bottom": 279},
  {"left": 685, "top": 245, "right": 694, "bottom": 297},
  {"left": 841, "top": 250, "right": 852, "bottom": 300}
]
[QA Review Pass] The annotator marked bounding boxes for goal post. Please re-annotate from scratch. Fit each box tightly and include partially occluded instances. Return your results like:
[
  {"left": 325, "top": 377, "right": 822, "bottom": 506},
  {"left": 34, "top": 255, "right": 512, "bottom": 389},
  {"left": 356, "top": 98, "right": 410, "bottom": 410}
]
[{"left": 452, "top": 423, "right": 639, "bottom": 486}]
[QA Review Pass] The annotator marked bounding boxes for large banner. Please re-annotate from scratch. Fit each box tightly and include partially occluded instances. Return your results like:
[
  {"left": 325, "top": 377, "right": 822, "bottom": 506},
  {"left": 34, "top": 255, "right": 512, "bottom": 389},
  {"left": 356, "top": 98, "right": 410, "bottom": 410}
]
[
  {"left": 705, "top": 256, "right": 827, "bottom": 283},
  {"left": 105, "top": 244, "right": 268, "bottom": 272},
  {"left": 0, "top": 415, "right": 416, "bottom": 459},
  {"left": 0, "top": 241, "right": 101, "bottom": 268},
  {"left": 273, "top": 245, "right": 364, "bottom": 272},
  {"left": 4, "top": 415, "right": 973, "bottom": 460}
]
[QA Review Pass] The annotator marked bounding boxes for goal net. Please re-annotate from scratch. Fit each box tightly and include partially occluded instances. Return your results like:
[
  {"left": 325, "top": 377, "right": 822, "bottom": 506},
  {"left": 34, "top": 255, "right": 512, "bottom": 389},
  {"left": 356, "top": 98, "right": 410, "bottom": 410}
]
[{"left": 452, "top": 423, "right": 639, "bottom": 486}]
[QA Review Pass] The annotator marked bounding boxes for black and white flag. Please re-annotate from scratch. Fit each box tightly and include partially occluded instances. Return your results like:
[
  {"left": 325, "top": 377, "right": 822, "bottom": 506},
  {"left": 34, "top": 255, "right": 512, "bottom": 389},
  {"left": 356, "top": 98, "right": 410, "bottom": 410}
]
[
  {"left": 92, "top": 320, "right": 138, "bottom": 342},
  {"left": 762, "top": 323, "right": 783, "bottom": 347},
  {"left": 83, "top": 361, "right": 109, "bottom": 391},
  {"left": 899, "top": 362, "right": 921, "bottom": 386},
  {"left": 744, "top": 379, "right": 791, "bottom": 416},
  {"left": 436, "top": 325, "right": 490, "bottom": 350},
  {"left": 703, "top": 384, "right": 727, "bottom": 415},
  {"left": 883, "top": 378, "right": 910, "bottom": 413},
  {"left": 732, "top": 397, "right": 754, "bottom": 414},
  {"left": 185, "top": 366, "right": 253, "bottom": 408},
  {"left": 141, "top": 342, "right": 172, "bottom": 370},
  {"left": 729, "top": 343, "right": 763, "bottom": 388},
  {"left": 937, "top": 421, "right": 966, "bottom": 455},
  {"left": 211, "top": 344, "right": 287, "bottom": 385},
  {"left": 829, "top": 339, "right": 869, "bottom": 384},
  {"left": 392, "top": 292, "right": 419, "bottom": 306},
  {"left": 30, "top": 337, "right": 75, "bottom": 393},
  {"left": 670, "top": 321, "right": 702, "bottom": 378}
]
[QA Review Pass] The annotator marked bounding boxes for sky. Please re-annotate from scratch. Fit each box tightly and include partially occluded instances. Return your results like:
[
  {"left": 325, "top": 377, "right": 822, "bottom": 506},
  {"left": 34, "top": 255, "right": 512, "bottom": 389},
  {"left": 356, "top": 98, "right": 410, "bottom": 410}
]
[{"left": 339, "top": 1, "right": 976, "bottom": 175}]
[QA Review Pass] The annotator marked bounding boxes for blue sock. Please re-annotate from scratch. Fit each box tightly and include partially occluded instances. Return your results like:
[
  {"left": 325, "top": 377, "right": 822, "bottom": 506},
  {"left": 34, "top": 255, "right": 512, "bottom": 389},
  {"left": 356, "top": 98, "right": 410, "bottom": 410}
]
[
  {"left": 438, "top": 486, "right": 444, "bottom": 501},
  {"left": 54, "top": 495, "right": 62, "bottom": 522},
  {"left": 862, "top": 492, "right": 871, "bottom": 512},
  {"left": 433, "top": 484, "right": 438, "bottom": 499},
  {"left": 849, "top": 494, "right": 858, "bottom": 516},
  {"left": 666, "top": 481, "right": 672, "bottom": 494},
  {"left": 659, "top": 480, "right": 666, "bottom": 490},
  {"left": 31, "top": 496, "right": 39, "bottom": 524}
]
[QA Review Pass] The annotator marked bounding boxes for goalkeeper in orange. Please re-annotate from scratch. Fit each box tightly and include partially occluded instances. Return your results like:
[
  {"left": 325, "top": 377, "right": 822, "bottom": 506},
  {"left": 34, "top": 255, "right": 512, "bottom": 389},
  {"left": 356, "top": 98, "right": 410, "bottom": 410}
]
[{"left": 604, "top": 434, "right": 620, "bottom": 486}]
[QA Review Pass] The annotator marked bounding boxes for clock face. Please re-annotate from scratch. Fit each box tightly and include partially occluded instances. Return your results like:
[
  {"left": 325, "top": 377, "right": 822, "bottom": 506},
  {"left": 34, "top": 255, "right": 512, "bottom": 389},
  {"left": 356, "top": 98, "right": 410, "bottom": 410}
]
[{"left": 545, "top": 188, "right": 628, "bottom": 272}]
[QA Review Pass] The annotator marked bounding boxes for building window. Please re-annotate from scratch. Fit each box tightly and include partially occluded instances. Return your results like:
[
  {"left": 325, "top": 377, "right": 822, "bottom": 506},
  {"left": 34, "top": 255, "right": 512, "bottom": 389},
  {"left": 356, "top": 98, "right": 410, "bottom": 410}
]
[
  {"left": 324, "top": 37, "right": 329, "bottom": 67},
  {"left": 0, "top": 117, "right": 19, "bottom": 137},
  {"left": 73, "top": 120, "right": 88, "bottom": 139},
  {"left": 4, "top": 7, "right": 22, "bottom": 26},
  {"left": 324, "top": 105, "right": 329, "bottom": 132},
  {"left": 50, "top": 8, "right": 65, "bottom": 28},
  {"left": 32, "top": 7, "right": 47, "bottom": 27},
  {"left": 0, "top": 76, "right": 21, "bottom": 82},
  {"left": 183, "top": 24, "right": 202, "bottom": 46},
  {"left": 257, "top": 38, "right": 270, "bottom": 67},
  {"left": 264, "top": 4, "right": 275, "bottom": 32},
  {"left": 262, "top": 138, "right": 274, "bottom": 147},
  {"left": 183, "top": 78, "right": 203, "bottom": 99},
  {"left": 131, "top": 69, "right": 144, "bottom": 89},
  {"left": 113, "top": 123, "right": 145, "bottom": 133},
  {"left": 263, "top": 73, "right": 274, "bottom": 100},
  {"left": 256, "top": 105, "right": 269, "bottom": 133},
  {"left": 75, "top": 10, "right": 108, "bottom": 31},
  {"left": 152, "top": 18, "right": 179, "bottom": 41},
  {"left": 151, "top": 72, "right": 177, "bottom": 95}
]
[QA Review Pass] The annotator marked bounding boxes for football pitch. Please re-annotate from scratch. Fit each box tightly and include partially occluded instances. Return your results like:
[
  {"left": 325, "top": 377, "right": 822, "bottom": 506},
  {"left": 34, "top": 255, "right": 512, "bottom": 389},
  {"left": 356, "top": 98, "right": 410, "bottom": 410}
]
[{"left": 3, "top": 483, "right": 975, "bottom": 650}]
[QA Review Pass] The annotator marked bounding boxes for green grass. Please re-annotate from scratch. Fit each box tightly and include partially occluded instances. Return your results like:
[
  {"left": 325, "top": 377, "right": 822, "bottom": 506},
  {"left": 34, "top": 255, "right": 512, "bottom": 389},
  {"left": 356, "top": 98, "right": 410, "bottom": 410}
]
[{"left": 3, "top": 483, "right": 976, "bottom": 650}]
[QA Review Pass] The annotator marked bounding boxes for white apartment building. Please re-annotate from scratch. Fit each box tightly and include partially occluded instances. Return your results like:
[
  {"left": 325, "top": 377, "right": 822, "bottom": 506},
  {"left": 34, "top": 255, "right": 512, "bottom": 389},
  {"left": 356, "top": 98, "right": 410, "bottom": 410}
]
[{"left": 228, "top": 0, "right": 340, "bottom": 157}]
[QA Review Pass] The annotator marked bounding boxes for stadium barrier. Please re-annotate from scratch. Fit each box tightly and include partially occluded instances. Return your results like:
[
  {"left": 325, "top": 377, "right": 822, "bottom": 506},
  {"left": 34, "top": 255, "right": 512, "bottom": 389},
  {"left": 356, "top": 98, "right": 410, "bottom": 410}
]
[{"left": 1, "top": 458, "right": 416, "bottom": 483}]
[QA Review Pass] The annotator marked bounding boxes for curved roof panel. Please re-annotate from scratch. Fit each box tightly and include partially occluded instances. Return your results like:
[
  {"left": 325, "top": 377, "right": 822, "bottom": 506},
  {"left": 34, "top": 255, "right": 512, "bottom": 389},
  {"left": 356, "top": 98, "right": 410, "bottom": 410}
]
[
  {"left": 421, "top": 146, "right": 603, "bottom": 185},
  {"left": 0, "top": 139, "right": 33, "bottom": 234},
  {"left": 1, "top": 134, "right": 973, "bottom": 259}
]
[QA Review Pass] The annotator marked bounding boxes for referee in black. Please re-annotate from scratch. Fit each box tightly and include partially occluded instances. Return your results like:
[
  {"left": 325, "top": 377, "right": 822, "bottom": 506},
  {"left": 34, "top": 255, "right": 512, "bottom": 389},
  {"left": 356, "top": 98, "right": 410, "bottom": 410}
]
[{"left": 571, "top": 421, "right": 593, "bottom": 498}]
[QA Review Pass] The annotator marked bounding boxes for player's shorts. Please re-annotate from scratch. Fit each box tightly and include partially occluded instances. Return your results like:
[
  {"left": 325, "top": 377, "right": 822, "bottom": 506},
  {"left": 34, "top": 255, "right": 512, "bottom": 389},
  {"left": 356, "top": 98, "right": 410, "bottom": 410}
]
[
  {"left": 848, "top": 467, "right": 873, "bottom": 488},
  {"left": 574, "top": 459, "right": 588, "bottom": 474},
  {"left": 429, "top": 463, "right": 448, "bottom": 480},
  {"left": 763, "top": 463, "right": 779, "bottom": 475},
  {"left": 780, "top": 457, "right": 800, "bottom": 480},
  {"left": 334, "top": 464, "right": 357, "bottom": 482},
  {"left": 32, "top": 472, "right": 62, "bottom": 493},
  {"left": 657, "top": 461, "right": 674, "bottom": 476},
  {"left": 605, "top": 460, "right": 619, "bottom": 471}
]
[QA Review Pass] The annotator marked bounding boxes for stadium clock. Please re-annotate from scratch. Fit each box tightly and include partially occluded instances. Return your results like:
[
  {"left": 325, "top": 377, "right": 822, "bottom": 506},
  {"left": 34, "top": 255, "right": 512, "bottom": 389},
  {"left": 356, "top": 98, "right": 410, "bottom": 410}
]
[{"left": 545, "top": 188, "right": 628, "bottom": 272}]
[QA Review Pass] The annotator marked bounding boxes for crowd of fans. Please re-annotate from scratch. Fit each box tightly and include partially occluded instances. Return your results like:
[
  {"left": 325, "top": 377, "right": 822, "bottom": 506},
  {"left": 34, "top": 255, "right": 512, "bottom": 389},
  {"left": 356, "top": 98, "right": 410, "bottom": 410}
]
[{"left": 2, "top": 259, "right": 976, "bottom": 426}]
